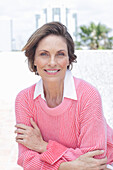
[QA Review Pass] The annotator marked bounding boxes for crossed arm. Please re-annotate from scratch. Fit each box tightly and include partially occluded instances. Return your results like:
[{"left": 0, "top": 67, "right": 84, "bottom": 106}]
[
  {"left": 15, "top": 118, "right": 109, "bottom": 170},
  {"left": 15, "top": 88, "right": 112, "bottom": 170}
]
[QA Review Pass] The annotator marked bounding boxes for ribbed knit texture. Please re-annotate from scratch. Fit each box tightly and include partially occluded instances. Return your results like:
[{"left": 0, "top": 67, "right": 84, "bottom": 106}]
[{"left": 15, "top": 77, "right": 113, "bottom": 169}]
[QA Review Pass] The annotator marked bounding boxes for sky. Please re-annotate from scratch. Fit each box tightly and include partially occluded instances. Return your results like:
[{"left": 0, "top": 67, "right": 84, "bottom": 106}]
[
  {"left": 0, "top": 0, "right": 113, "bottom": 26},
  {"left": 0, "top": 0, "right": 113, "bottom": 50}
]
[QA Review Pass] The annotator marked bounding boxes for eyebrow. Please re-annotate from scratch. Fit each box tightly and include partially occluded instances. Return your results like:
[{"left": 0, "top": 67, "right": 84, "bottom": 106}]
[
  {"left": 38, "top": 50, "right": 48, "bottom": 52},
  {"left": 57, "top": 50, "right": 67, "bottom": 52},
  {"left": 38, "top": 49, "right": 67, "bottom": 52}
]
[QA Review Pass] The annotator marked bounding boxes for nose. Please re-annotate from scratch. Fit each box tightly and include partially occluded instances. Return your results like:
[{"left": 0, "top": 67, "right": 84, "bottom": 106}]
[{"left": 48, "top": 55, "right": 57, "bottom": 67}]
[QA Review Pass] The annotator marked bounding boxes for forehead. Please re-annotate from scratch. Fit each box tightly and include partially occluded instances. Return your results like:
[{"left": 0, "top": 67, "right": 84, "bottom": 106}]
[{"left": 36, "top": 35, "right": 67, "bottom": 50}]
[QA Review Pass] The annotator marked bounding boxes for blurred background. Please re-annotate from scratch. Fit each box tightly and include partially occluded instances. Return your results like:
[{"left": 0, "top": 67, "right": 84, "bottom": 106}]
[
  {"left": 0, "top": 0, "right": 113, "bottom": 51},
  {"left": 0, "top": 0, "right": 113, "bottom": 169}
]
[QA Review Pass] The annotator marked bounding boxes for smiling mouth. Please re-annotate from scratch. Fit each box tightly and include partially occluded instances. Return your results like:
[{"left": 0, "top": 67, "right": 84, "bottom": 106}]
[{"left": 44, "top": 69, "right": 60, "bottom": 73}]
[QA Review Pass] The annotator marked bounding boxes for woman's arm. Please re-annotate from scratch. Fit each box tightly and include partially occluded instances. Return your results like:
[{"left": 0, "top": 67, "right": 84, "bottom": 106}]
[
  {"left": 15, "top": 89, "right": 66, "bottom": 170},
  {"left": 15, "top": 86, "right": 108, "bottom": 169},
  {"left": 59, "top": 151, "right": 108, "bottom": 170},
  {"left": 15, "top": 118, "right": 48, "bottom": 153},
  {"left": 15, "top": 118, "right": 108, "bottom": 170}
]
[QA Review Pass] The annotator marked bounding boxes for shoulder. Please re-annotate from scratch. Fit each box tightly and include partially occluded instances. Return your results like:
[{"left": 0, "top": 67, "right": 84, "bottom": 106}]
[
  {"left": 15, "top": 84, "right": 36, "bottom": 103},
  {"left": 73, "top": 77, "right": 101, "bottom": 101},
  {"left": 73, "top": 77, "right": 104, "bottom": 121},
  {"left": 15, "top": 84, "right": 37, "bottom": 124}
]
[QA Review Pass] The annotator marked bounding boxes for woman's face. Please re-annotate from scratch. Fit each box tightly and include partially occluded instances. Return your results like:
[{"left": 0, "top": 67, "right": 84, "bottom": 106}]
[{"left": 34, "top": 35, "right": 69, "bottom": 83}]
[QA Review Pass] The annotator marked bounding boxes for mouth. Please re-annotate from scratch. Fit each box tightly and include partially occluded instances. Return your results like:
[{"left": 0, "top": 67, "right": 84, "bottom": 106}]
[
  {"left": 44, "top": 69, "right": 60, "bottom": 74},
  {"left": 44, "top": 69, "right": 60, "bottom": 73}
]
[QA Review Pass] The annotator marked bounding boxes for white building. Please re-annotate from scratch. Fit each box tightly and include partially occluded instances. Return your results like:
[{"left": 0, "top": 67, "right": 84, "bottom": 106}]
[
  {"left": 0, "top": 16, "right": 12, "bottom": 51},
  {"left": 35, "top": 5, "right": 77, "bottom": 41}
]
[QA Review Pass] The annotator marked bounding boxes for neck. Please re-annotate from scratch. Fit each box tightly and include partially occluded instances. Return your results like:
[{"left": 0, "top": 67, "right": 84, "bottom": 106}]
[{"left": 43, "top": 80, "right": 64, "bottom": 108}]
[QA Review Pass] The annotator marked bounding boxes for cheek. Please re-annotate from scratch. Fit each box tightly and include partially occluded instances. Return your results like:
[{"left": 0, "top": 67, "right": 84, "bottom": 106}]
[
  {"left": 59, "top": 58, "right": 69, "bottom": 67},
  {"left": 35, "top": 58, "right": 47, "bottom": 68}
]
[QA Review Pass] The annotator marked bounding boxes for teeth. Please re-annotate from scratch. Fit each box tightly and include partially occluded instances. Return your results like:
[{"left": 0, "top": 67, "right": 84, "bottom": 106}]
[{"left": 46, "top": 70, "right": 58, "bottom": 73}]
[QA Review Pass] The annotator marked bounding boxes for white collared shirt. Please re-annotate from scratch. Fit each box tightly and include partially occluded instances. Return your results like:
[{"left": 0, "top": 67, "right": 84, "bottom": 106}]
[{"left": 33, "top": 70, "right": 77, "bottom": 101}]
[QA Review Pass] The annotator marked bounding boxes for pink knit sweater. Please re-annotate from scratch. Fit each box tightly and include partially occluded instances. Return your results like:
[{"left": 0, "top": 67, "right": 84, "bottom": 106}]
[{"left": 15, "top": 77, "right": 113, "bottom": 170}]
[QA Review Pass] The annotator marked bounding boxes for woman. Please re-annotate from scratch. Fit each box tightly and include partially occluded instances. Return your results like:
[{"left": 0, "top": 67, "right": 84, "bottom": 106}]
[{"left": 15, "top": 21, "right": 113, "bottom": 169}]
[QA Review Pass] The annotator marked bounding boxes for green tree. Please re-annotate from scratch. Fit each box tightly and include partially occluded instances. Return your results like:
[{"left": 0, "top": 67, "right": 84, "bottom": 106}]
[{"left": 76, "top": 22, "right": 113, "bottom": 49}]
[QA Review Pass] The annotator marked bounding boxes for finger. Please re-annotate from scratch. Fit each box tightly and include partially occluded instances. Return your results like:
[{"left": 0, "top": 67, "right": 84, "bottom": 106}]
[
  {"left": 88, "top": 156, "right": 107, "bottom": 167},
  {"left": 16, "top": 134, "right": 24, "bottom": 140},
  {"left": 30, "top": 118, "right": 39, "bottom": 130},
  {"left": 86, "top": 150, "right": 104, "bottom": 157},
  {"left": 15, "top": 128, "right": 25, "bottom": 134},
  {"left": 16, "top": 138, "right": 24, "bottom": 145},
  {"left": 98, "top": 156, "right": 107, "bottom": 165},
  {"left": 15, "top": 124, "right": 28, "bottom": 130},
  {"left": 100, "top": 164, "right": 107, "bottom": 169}
]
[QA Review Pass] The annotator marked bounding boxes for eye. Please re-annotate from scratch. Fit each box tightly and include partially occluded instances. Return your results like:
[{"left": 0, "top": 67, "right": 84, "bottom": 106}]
[
  {"left": 58, "top": 52, "right": 65, "bottom": 56},
  {"left": 40, "top": 52, "right": 48, "bottom": 56}
]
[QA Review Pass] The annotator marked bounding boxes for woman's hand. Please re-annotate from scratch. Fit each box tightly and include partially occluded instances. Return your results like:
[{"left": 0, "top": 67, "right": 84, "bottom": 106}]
[
  {"left": 15, "top": 118, "right": 48, "bottom": 153},
  {"left": 59, "top": 150, "right": 108, "bottom": 170},
  {"left": 73, "top": 150, "right": 107, "bottom": 169}
]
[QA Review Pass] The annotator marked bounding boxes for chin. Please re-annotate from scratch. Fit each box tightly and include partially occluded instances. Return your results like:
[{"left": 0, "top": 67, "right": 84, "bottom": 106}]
[{"left": 44, "top": 76, "right": 63, "bottom": 83}]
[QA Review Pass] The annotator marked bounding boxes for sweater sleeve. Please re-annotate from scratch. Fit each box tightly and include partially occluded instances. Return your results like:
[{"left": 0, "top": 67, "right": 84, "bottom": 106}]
[
  {"left": 15, "top": 89, "right": 66, "bottom": 170},
  {"left": 40, "top": 86, "right": 107, "bottom": 163}
]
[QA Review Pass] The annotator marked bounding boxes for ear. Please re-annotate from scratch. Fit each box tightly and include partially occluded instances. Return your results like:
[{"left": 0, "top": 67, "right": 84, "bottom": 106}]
[{"left": 34, "top": 60, "right": 37, "bottom": 69}]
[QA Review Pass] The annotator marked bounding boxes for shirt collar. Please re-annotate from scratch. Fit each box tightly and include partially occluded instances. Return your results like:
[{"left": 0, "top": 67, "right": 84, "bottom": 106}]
[{"left": 33, "top": 70, "right": 77, "bottom": 101}]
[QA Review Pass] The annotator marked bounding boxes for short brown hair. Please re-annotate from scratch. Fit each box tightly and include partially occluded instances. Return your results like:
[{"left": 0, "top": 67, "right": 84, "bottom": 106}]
[{"left": 22, "top": 21, "right": 77, "bottom": 74}]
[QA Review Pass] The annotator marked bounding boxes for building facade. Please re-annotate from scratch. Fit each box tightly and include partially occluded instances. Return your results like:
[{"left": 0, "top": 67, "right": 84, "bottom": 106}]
[
  {"left": 0, "top": 17, "right": 12, "bottom": 51},
  {"left": 35, "top": 6, "right": 77, "bottom": 41}
]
